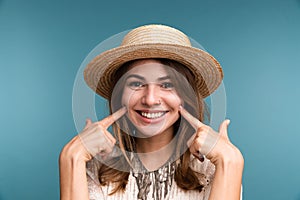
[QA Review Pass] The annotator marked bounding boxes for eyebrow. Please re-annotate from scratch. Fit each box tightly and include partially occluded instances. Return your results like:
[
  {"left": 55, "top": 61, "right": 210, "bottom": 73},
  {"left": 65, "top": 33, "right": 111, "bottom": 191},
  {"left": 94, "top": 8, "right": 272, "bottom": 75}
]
[
  {"left": 126, "top": 74, "right": 145, "bottom": 80},
  {"left": 126, "top": 74, "right": 171, "bottom": 81},
  {"left": 157, "top": 76, "right": 171, "bottom": 81}
]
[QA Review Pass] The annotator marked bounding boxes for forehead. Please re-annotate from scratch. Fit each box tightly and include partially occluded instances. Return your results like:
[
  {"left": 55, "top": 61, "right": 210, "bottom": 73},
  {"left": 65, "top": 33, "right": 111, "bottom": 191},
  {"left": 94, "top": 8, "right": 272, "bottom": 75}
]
[{"left": 125, "top": 59, "right": 169, "bottom": 80}]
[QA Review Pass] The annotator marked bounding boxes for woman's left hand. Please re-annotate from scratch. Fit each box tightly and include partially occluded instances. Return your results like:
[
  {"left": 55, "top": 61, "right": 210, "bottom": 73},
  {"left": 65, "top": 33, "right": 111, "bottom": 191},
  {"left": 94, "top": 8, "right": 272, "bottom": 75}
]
[{"left": 179, "top": 106, "right": 243, "bottom": 166}]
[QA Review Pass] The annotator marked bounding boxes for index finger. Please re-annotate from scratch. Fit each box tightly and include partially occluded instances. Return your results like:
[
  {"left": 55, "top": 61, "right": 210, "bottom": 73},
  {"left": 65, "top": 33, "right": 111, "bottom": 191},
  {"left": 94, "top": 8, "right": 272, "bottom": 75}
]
[
  {"left": 100, "top": 107, "right": 127, "bottom": 128},
  {"left": 179, "top": 106, "right": 205, "bottom": 130}
]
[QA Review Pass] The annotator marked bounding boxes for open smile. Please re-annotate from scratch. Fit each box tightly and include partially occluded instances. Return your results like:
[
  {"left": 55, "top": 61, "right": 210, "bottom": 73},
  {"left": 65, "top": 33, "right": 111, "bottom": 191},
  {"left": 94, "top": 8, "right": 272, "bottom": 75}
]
[{"left": 136, "top": 110, "right": 168, "bottom": 119}]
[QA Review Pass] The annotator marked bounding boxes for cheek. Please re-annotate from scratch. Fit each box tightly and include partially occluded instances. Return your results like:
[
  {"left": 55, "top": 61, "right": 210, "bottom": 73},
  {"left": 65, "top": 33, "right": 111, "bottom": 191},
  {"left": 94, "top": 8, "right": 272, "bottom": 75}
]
[
  {"left": 121, "top": 88, "right": 131, "bottom": 107},
  {"left": 121, "top": 89, "right": 139, "bottom": 108},
  {"left": 167, "top": 92, "right": 182, "bottom": 108}
]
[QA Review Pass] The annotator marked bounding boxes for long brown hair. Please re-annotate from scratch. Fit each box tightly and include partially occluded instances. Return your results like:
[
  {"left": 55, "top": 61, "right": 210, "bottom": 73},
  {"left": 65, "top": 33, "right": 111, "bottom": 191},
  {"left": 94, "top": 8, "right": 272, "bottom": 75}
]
[{"left": 97, "top": 58, "right": 209, "bottom": 194}]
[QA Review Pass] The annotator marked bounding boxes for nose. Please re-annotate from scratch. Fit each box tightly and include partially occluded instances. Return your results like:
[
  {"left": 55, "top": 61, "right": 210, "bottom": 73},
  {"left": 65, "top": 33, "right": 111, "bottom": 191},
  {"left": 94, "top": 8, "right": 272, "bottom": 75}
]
[{"left": 141, "top": 84, "right": 161, "bottom": 106}]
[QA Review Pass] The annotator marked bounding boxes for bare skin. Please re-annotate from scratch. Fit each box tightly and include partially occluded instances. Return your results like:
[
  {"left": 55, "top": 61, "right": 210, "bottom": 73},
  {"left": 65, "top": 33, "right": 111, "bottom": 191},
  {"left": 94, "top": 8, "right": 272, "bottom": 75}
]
[
  {"left": 179, "top": 106, "right": 244, "bottom": 200},
  {"left": 121, "top": 60, "right": 181, "bottom": 170},
  {"left": 59, "top": 107, "right": 243, "bottom": 200},
  {"left": 59, "top": 107, "right": 126, "bottom": 200},
  {"left": 59, "top": 60, "right": 244, "bottom": 200}
]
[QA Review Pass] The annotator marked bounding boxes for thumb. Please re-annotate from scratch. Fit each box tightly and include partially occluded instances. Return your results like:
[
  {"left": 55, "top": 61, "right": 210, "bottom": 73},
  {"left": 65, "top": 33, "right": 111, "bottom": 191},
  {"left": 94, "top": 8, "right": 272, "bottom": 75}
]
[
  {"left": 218, "top": 119, "right": 230, "bottom": 141},
  {"left": 84, "top": 118, "right": 92, "bottom": 130}
]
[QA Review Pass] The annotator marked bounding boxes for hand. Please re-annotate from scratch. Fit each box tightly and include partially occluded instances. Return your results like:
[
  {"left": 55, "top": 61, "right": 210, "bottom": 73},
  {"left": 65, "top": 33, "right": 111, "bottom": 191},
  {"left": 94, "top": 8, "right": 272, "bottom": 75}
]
[
  {"left": 179, "top": 106, "right": 242, "bottom": 165},
  {"left": 60, "top": 107, "right": 127, "bottom": 163}
]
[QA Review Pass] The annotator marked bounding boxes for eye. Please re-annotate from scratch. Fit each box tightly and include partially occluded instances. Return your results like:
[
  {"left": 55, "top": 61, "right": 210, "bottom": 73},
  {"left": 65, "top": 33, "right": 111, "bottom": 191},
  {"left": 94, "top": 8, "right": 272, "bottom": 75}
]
[
  {"left": 127, "top": 81, "right": 145, "bottom": 90},
  {"left": 160, "top": 82, "right": 174, "bottom": 90}
]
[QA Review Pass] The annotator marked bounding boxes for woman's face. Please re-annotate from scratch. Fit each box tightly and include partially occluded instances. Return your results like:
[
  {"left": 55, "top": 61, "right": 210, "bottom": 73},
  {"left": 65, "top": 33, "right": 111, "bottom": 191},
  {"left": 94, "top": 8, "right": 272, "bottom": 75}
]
[{"left": 121, "top": 59, "right": 182, "bottom": 138}]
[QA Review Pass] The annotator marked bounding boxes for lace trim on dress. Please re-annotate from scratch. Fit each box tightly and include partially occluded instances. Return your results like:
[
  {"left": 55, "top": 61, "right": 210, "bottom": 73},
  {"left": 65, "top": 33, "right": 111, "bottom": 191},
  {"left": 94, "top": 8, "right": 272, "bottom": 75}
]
[{"left": 132, "top": 156, "right": 176, "bottom": 200}]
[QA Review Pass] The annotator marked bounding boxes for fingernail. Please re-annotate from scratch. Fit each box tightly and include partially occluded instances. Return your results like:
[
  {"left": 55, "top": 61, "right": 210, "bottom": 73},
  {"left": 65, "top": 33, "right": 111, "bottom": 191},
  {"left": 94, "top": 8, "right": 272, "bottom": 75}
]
[
  {"left": 194, "top": 152, "right": 205, "bottom": 162},
  {"left": 199, "top": 156, "right": 204, "bottom": 162}
]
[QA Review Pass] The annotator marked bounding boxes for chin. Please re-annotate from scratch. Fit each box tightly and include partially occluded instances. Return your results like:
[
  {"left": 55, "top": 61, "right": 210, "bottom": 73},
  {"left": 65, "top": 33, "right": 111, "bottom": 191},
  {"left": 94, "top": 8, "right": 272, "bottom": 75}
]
[{"left": 135, "top": 125, "right": 165, "bottom": 138}]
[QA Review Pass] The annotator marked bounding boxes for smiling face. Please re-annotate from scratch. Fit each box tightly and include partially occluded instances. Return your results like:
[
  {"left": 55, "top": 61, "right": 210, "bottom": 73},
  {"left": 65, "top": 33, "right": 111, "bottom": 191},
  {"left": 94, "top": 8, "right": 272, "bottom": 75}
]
[{"left": 120, "top": 59, "right": 182, "bottom": 138}]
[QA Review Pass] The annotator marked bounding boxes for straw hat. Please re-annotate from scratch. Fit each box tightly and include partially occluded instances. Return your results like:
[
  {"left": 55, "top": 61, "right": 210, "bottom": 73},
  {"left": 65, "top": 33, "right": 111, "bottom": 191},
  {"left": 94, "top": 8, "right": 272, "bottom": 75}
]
[{"left": 84, "top": 24, "right": 223, "bottom": 99}]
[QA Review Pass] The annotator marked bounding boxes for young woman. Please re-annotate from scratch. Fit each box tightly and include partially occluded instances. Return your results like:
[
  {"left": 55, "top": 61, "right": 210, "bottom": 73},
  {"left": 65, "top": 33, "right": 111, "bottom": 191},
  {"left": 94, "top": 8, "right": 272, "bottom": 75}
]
[{"left": 59, "top": 24, "right": 244, "bottom": 200}]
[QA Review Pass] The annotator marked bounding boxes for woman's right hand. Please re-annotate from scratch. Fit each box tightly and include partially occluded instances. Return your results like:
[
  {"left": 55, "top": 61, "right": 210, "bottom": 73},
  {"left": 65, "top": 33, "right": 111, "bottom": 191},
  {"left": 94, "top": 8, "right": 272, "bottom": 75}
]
[{"left": 60, "top": 107, "right": 127, "bottom": 163}]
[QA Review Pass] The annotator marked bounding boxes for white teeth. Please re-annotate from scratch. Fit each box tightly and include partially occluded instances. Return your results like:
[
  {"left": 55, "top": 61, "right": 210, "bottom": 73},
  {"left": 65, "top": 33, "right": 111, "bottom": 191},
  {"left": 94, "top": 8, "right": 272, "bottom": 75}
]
[{"left": 141, "top": 112, "right": 165, "bottom": 119}]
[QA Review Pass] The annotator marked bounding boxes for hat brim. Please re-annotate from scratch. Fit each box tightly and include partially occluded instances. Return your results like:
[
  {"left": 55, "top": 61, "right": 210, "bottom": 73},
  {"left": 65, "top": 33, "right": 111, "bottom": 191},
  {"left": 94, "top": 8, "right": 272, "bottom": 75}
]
[{"left": 84, "top": 43, "right": 223, "bottom": 99}]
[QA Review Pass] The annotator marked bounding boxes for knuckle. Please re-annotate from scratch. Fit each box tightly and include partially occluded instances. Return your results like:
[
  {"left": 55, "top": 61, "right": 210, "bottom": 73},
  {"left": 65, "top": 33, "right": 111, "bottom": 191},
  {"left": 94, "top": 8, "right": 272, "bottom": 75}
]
[
  {"left": 192, "top": 141, "right": 201, "bottom": 151},
  {"left": 191, "top": 135, "right": 201, "bottom": 147},
  {"left": 96, "top": 122, "right": 104, "bottom": 130},
  {"left": 197, "top": 125, "right": 210, "bottom": 133}
]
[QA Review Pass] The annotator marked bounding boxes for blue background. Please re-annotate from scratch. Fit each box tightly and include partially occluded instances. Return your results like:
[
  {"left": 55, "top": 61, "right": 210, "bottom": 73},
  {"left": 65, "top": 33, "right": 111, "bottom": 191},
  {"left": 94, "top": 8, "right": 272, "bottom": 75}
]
[{"left": 1, "top": 0, "right": 300, "bottom": 199}]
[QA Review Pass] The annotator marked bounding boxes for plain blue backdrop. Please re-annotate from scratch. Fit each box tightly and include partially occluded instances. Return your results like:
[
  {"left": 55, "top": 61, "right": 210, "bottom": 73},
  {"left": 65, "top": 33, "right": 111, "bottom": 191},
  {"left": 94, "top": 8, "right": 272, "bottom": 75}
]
[{"left": 1, "top": 0, "right": 300, "bottom": 199}]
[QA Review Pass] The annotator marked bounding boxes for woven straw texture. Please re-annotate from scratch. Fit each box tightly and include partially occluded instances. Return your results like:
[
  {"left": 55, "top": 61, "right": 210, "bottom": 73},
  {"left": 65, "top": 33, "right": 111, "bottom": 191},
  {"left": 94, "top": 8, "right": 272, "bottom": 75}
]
[{"left": 84, "top": 24, "right": 223, "bottom": 99}]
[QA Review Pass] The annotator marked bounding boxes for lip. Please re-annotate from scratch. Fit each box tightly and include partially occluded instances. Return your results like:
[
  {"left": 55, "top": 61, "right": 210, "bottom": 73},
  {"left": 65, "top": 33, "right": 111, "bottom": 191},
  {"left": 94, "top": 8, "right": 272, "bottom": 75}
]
[{"left": 135, "top": 109, "right": 169, "bottom": 124}]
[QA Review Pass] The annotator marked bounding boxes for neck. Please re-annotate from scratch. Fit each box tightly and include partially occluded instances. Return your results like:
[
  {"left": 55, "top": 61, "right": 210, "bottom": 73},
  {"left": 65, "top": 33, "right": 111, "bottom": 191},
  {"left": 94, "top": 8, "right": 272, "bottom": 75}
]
[{"left": 135, "top": 126, "right": 176, "bottom": 171}]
